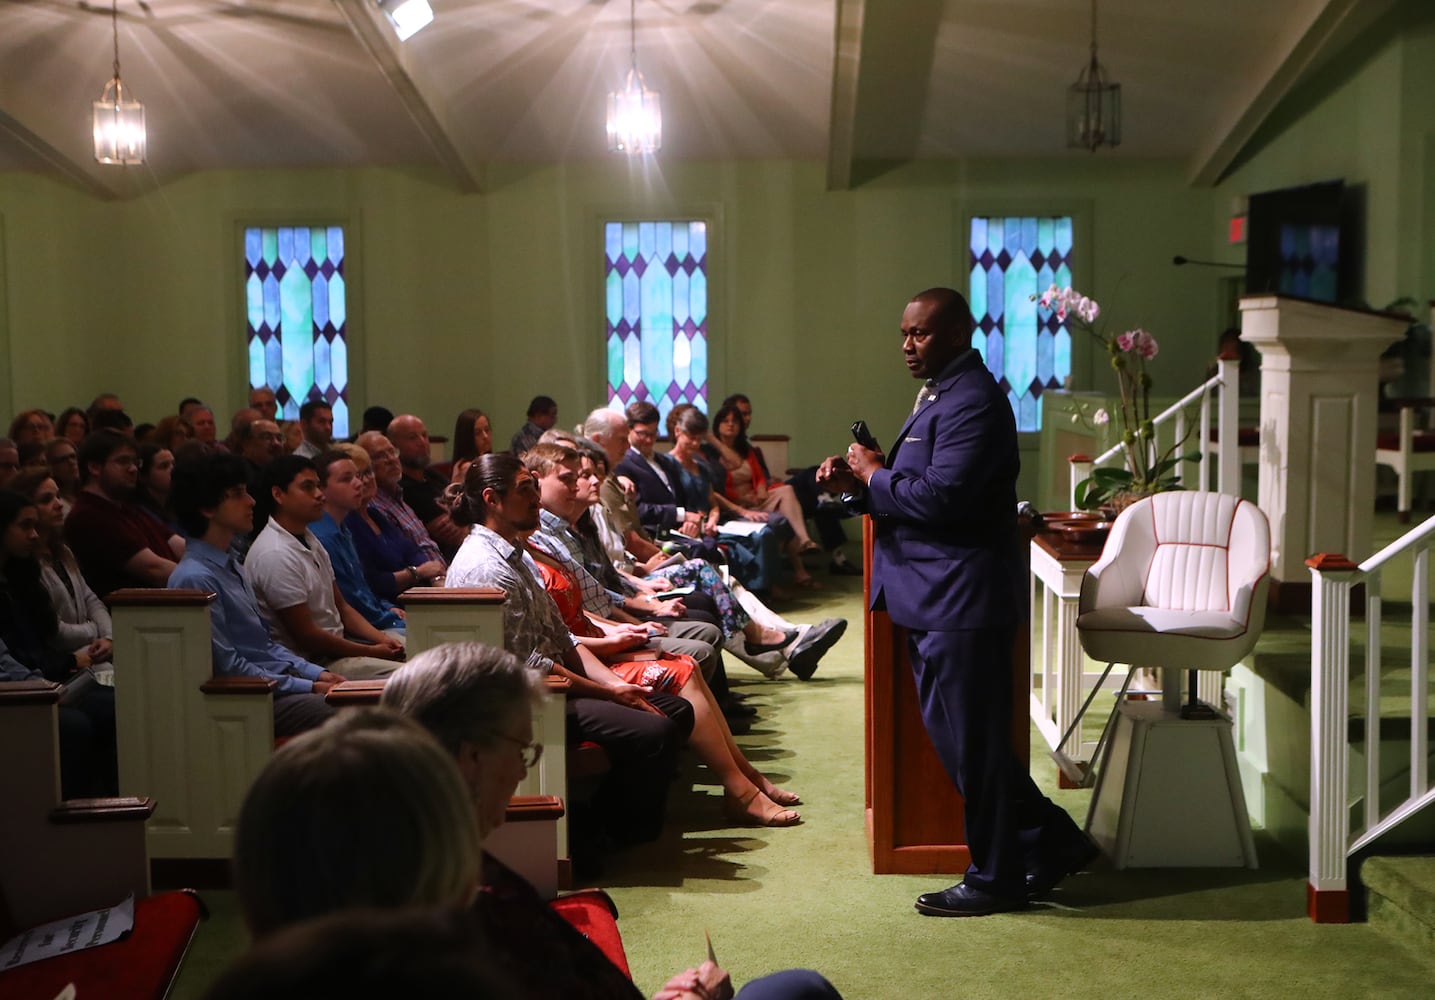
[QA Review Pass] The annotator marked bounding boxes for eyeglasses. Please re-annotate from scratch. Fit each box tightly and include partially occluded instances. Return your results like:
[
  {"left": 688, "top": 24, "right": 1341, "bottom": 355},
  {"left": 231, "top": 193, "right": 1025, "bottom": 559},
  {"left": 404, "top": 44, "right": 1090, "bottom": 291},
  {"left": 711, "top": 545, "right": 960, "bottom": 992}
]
[
  {"left": 489, "top": 731, "right": 543, "bottom": 769},
  {"left": 355, "top": 469, "right": 375, "bottom": 480}
]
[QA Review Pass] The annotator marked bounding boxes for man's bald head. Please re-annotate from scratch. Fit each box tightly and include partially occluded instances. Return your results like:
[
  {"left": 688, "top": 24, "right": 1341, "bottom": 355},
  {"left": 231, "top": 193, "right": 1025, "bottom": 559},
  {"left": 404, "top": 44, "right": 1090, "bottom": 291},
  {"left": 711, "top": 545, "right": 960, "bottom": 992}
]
[{"left": 386, "top": 415, "right": 430, "bottom": 470}]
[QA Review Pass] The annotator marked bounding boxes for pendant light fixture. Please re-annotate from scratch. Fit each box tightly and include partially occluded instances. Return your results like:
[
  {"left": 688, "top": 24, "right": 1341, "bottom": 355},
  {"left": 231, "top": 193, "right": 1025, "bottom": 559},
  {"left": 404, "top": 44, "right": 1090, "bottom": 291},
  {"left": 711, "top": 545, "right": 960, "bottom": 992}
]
[
  {"left": 93, "top": 0, "right": 146, "bottom": 165},
  {"left": 606, "top": 0, "right": 661, "bottom": 154},
  {"left": 1066, "top": 0, "right": 1120, "bottom": 152}
]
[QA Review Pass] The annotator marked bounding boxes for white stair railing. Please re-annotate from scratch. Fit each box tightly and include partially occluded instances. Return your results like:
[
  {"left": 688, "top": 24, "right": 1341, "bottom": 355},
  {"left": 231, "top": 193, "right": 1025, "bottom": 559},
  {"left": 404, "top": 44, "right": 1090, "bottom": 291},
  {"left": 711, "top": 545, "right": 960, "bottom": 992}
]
[
  {"left": 1068, "top": 356, "right": 1242, "bottom": 508},
  {"left": 1307, "top": 517, "right": 1435, "bottom": 923}
]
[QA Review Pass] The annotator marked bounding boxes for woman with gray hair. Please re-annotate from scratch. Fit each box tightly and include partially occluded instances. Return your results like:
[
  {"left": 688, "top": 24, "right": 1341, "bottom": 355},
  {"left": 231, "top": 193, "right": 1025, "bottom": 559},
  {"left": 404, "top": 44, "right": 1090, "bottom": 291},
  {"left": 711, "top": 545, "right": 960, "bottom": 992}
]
[{"left": 382, "top": 642, "right": 843, "bottom": 1000}]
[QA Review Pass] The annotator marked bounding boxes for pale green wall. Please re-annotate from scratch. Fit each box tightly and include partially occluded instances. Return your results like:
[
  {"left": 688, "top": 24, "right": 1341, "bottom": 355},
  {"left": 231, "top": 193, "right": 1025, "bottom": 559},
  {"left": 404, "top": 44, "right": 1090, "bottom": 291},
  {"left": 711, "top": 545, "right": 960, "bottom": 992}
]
[
  {"left": 1212, "top": 11, "right": 1435, "bottom": 311},
  {"left": 0, "top": 157, "right": 1218, "bottom": 485}
]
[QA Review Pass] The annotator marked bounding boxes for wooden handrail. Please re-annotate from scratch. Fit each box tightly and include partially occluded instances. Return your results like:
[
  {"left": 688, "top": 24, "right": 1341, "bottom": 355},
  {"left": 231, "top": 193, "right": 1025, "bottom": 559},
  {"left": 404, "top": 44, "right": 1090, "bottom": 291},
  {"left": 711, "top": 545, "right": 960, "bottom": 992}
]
[
  {"left": 200, "top": 676, "right": 277, "bottom": 695},
  {"left": 325, "top": 679, "right": 388, "bottom": 706},
  {"left": 402, "top": 587, "right": 506, "bottom": 605},
  {"left": 107, "top": 588, "right": 215, "bottom": 607},
  {"left": 0, "top": 679, "right": 60, "bottom": 704},
  {"left": 50, "top": 797, "right": 156, "bottom": 824},
  {"left": 503, "top": 794, "right": 565, "bottom": 823}
]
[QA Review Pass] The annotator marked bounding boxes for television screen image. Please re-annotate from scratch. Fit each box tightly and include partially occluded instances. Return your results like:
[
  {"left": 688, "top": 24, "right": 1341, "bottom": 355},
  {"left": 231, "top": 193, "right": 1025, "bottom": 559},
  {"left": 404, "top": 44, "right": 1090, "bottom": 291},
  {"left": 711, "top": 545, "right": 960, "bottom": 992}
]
[{"left": 1245, "top": 180, "right": 1347, "bottom": 304}]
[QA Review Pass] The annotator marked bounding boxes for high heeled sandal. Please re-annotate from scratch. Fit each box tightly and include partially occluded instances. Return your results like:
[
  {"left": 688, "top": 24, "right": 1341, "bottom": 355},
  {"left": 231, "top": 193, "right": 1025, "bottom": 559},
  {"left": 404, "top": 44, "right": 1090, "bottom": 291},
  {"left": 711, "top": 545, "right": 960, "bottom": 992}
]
[{"left": 724, "top": 789, "right": 801, "bottom": 827}]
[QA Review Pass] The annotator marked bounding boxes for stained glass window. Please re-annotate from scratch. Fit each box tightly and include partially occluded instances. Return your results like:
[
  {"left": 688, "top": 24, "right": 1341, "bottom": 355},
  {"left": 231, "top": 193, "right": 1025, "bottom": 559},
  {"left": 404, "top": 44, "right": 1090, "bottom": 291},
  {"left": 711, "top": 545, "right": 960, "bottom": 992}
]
[
  {"left": 968, "top": 216, "right": 1074, "bottom": 432},
  {"left": 244, "top": 225, "right": 350, "bottom": 438},
  {"left": 604, "top": 220, "right": 708, "bottom": 424}
]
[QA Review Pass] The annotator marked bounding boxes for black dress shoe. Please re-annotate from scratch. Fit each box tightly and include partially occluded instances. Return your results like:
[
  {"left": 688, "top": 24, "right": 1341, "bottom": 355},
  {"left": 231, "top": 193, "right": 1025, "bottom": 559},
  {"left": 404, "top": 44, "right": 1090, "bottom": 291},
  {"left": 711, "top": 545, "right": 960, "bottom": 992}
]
[
  {"left": 829, "top": 560, "right": 862, "bottom": 576},
  {"left": 915, "top": 882, "right": 1027, "bottom": 917},
  {"left": 1026, "top": 836, "right": 1101, "bottom": 899},
  {"left": 786, "top": 618, "right": 847, "bottom": 680}
]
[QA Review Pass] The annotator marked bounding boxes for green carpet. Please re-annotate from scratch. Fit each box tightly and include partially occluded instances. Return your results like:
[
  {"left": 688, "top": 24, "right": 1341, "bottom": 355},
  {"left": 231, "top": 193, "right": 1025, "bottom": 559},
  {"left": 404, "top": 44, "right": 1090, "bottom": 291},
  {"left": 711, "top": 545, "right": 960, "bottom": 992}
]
[{"left": 171, "top": 569, "right": 1435, "bottom": 999}]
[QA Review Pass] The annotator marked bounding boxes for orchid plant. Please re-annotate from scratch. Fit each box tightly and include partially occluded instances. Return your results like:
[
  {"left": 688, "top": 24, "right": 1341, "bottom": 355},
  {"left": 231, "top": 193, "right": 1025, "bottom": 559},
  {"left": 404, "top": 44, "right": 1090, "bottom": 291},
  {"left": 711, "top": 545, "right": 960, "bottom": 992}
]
[{"left": 1038, "top": 284, "right": 1198, "bottom": 511}]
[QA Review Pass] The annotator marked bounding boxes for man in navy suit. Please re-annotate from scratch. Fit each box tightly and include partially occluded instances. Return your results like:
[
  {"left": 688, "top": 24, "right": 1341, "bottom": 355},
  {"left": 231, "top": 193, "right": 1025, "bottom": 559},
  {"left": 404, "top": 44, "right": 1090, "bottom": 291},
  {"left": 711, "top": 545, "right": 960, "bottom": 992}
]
[{"left": 819, "top": 287, "right": 1094, "bottom": 916}]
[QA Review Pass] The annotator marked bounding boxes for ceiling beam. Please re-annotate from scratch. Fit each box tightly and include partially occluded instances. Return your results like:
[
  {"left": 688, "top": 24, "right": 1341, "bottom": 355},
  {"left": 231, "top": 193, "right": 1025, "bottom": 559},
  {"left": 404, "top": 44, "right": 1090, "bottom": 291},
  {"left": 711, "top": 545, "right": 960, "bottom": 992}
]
[
  {"left": 826, "top": 0, "right": 864, "bottom": 192},
  {"left": 1187, "top": 0, "right": 1406, "bottom": 187},
  {"left": 331, "top": 0, "right": 482, "bottom": 194},
  {"left": 826, "top": 0, "right": 944, "bottom": 191},
  {"left": 0, "top": 107, "right": 124, "bottom": 201}
]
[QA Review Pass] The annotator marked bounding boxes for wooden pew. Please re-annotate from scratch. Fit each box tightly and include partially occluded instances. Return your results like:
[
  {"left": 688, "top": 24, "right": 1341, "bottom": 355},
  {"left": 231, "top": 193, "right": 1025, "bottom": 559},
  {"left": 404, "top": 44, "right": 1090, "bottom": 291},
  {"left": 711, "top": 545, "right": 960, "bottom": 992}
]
[
  {"left": 109, "top": 589, "right": 275, "bottom": 864},
  {"left": 402, "top": 586, "right": 580, "bottom": 884},
  {"left": 0, "top": 679, "right": 206, "bottom": 998}
]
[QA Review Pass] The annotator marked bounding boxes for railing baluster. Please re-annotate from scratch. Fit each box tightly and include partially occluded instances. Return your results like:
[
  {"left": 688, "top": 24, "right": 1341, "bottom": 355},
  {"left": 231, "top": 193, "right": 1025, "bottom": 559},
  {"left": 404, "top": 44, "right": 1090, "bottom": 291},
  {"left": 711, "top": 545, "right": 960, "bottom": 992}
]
[
  {"left": 1413, "top": 547, "right": 1429, "bottom": 798},
  {"left": 1199, "top": 384, "right": 1211, "bottom": 493},
  {"left": 1366, "top": 570, "right": 1382, "bottom": 834},
  {"left": 1308, "top": 554, "right": 1359, "bottom": 922}
]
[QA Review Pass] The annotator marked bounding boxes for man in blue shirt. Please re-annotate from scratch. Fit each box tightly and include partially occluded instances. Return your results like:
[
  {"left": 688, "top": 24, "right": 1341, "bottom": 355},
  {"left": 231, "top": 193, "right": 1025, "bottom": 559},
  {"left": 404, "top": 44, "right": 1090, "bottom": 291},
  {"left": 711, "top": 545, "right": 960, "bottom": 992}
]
[{"left": 169, "top": 452, "right": 342, "bottom": 737}]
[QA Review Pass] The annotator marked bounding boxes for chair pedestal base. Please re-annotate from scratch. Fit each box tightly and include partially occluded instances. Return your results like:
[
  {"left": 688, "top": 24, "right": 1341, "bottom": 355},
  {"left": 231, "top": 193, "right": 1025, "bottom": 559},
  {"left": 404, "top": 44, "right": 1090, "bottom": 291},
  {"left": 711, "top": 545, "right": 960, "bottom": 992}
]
[{"left": 1087, "top": 701, "right": 1258, "bottom": 869}]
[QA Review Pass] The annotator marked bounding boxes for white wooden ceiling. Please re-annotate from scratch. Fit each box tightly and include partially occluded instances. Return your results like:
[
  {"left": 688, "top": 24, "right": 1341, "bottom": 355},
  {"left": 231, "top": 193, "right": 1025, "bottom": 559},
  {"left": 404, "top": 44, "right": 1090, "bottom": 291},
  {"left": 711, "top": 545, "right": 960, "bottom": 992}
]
[{"left": 0, "top": 0, "right": 1411, "bottom": 198}]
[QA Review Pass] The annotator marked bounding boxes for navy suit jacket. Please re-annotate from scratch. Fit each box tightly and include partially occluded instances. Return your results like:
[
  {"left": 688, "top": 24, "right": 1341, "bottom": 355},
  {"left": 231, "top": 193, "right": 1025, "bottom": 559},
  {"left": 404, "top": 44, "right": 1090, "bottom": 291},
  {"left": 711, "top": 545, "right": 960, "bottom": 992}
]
[
  {"left": 864, "top": 350, "right": 1024, "bottom": 632},
  {"left": 615, "top": 447, "right": 685, "bottom": 534}
]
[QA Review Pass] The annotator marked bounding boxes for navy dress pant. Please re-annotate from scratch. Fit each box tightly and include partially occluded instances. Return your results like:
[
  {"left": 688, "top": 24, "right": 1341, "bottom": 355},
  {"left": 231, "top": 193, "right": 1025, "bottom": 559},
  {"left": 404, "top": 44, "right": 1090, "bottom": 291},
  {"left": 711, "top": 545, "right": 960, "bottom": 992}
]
[{"left": 906, "top": 625, "right": 1083, "bottom": 896}]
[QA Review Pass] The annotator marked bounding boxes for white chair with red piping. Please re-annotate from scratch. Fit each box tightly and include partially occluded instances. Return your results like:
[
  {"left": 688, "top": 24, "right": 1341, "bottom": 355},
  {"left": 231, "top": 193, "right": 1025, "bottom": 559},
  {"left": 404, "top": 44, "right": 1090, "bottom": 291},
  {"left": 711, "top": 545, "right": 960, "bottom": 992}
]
[{"left": 1075, "top": 491, "right": 1270, "bottom": 868}]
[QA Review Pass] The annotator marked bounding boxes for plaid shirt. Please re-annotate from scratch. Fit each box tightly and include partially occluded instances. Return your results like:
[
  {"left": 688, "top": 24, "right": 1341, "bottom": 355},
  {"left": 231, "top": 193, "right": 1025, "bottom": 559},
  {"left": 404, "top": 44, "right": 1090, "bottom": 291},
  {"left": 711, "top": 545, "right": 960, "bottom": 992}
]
[
  {"left": 372, "top": 483, "right": 445, "bottom": 567},
  {"left": 531, "top": 509, "right": 621, "bottom": 617},
  {"left": 445, "top": 525, "right": 571, "bottom": 676}
]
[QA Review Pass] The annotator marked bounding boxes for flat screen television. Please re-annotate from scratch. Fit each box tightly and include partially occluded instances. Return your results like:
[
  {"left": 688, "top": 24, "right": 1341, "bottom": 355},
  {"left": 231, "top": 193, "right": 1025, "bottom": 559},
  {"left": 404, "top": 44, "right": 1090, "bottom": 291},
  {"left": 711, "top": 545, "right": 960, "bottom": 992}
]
[{"left": 1244, "top": 179, "right": 1350, "bottom": 304}]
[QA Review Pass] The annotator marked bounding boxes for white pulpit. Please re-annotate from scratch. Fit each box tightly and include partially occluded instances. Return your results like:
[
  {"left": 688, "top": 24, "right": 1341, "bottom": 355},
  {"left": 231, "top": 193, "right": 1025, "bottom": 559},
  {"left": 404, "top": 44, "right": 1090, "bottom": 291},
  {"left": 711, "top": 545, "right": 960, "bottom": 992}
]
[{"left": 1239, "top": 295, "right": 1407, "bottom": 610}]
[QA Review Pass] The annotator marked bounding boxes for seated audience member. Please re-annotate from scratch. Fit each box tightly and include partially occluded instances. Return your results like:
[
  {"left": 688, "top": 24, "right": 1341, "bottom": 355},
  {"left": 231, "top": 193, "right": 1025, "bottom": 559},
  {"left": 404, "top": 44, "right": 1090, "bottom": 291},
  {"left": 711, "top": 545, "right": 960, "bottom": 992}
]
[
  {"left": 245, "top": 455, "right": 402, "bottom": 678},
  {"left": 149, "top": 414, "right": 194, "bottom": 452},
  {"left": 249, "top": 386, "right": 279, "bottom": 422},
  {"left": 361, "top": 405, "right": 395, "bottom": 436},
  {"left": 133, "top": 442, "right": 180, "bottom": 535},
  {"left": 65, "top": 430, "right": 183, "bottom": 597},
  {"left": 236, "top": 417, "right": 285, "bottom": 492},
  {"left": 526, "top": 530, "right": 799, "bottom": 826},
  {"left": 571, "top": 439, "right": 797, "bottom": 680},
  {"left": 709, "top": 402, "right": 822, "bottom": 561},
  {"left": 14, "top": 469, "right": 115, "bottom": 686},
  {"left": 86, "top": 392, "right": 125, "bottom": 421},
  {"left": 576, "top": 434, "right": 833, "bottom": 680},
  {"left": 169, "top": 453, "right": 340, "bottom": 736},
  {"left": 510, "top": 395, "right": 557, "bottom": 457},
  {"left": 444, "top": 453, "right": 695, "bottom": 846},
  {"left": 357, "top": 431, "right": 446, "bottom": 568},
  {"left": 90, "top": 408, "right": 135, "bottom": 436},
  {"left": 203, "top": 907, "right": 519, "bottom": 1000},
  {"left": 232, "top": 710, "right": 480, "bottom": 939},
  {"left": 719, "top": 395, "right": 857, "bottom": 577},
  {"left": 449, "top": 407, "right": 494, "bottom": 484},
  {"left": 336, "top": 442, "right": 443, "bottom": 600},
  {"left": 294, "top": 399, "right": 334, "bottom": 458},
  {"left": 189, "top": 405, "right": 220, "bottom": 448},
  {"left": 619, "top": 402, "right": 791, "bottom": 592},
  {"left": 17, "top": 440, "right": 47, "bottom": 471},
  {"left": 9, "top": 408, "right": 54, "bottom": 447},
  {"left": 0, "top": 438, "right": 18, "bottom": 490},
  {"left": 45, "top": 436, "right": 81, "bottom": 515},
  {"left": 225, "top": 407, "right": 261, "bottom": 452},
  {"left": 384, "top": 643, "right": 843, "bottom": 999},
  {"left": 525, "top": 442, "right": 749, "bottom": 720},
  {"left": 310, "top": 449, "right": 406, "bottom": 636},
  {"left": 388, "top": 414, "right": 466, "bottom": 560},
  {"left": 55, "top": 407, "right": 90, "bottom": 445},
  {"left": 0, "top": 490, "right": 117, "bottom": 798}
]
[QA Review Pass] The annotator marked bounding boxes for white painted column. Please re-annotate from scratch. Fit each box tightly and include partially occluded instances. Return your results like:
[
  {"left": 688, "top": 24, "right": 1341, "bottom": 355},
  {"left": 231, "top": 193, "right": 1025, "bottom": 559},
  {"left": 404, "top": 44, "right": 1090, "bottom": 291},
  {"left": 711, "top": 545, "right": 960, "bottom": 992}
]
[
  {"left": 1239, "top": 296, "right": 1407, "bottom": 605},
  {"left": 1306, "top": 553, "right": 1358, "bottom": 922}
]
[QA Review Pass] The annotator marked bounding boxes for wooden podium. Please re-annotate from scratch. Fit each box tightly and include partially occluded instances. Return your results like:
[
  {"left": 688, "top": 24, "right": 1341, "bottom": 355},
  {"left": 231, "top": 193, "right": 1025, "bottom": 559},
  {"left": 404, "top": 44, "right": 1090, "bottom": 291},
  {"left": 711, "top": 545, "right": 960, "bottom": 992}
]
[{"left": 863, "top": 516, "right": 1031, "bottom": 874}]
